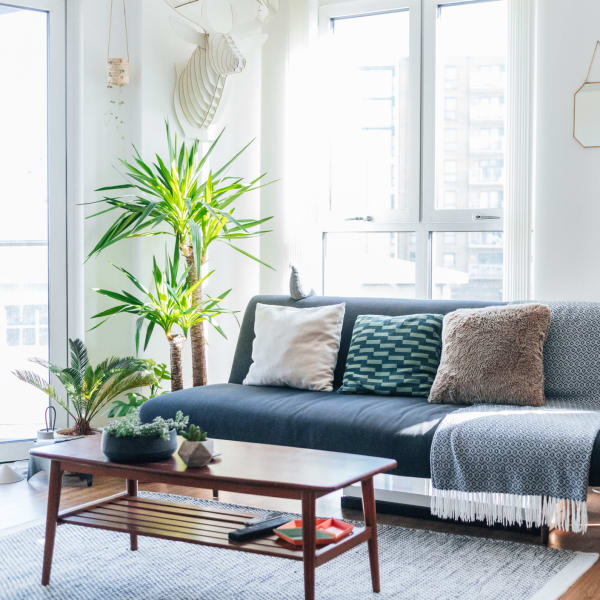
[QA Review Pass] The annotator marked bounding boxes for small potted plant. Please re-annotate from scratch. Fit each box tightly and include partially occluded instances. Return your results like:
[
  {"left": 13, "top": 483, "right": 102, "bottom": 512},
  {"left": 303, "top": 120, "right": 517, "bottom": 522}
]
[
  {"left": 13, "top": 338, "right": 157, "bottom": 436},
  {"left": 102, "top": 411, "right": 189, "bottom": 462},
  {"left": 178, "top": 424, "right": 214, "bottom": 467}
]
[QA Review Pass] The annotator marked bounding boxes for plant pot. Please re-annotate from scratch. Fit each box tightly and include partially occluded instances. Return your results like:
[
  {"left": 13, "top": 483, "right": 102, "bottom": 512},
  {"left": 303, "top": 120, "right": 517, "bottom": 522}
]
[
  {"left": 101, "top": 429, "right": 177, "bottom": 463},
  {"left": 178, "top": 439, "right": 214, "bottom": 467}
]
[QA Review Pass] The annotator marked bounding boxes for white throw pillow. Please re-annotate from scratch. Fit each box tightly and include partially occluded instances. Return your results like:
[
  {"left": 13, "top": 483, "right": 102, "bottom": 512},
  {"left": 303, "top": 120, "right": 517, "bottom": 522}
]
[{"left": 243, "top": 303, "right": 346, "bottom": 392}]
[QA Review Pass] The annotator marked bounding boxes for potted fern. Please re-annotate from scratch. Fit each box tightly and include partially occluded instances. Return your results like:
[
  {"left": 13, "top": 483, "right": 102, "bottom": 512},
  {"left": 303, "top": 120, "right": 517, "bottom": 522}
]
[{"left": 13, "top": 339, "right": 156, "bottom": 436}]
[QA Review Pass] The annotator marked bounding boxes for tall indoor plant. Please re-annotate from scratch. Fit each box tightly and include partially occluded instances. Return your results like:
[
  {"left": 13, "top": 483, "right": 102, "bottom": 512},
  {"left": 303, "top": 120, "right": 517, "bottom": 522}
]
[
  {"left": 91, "top": 246, "right": 233, "bottom": 391},
  {"left": 87, "top": 123, "right": 272, "bottom": 386},
  {"left": 13, "top": 339, "right": 156, "bottom": 435}
]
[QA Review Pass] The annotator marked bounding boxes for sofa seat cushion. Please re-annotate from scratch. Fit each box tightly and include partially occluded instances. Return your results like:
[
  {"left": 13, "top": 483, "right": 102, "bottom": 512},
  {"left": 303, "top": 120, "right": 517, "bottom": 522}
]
[
  {"left": 139, "top": 383, "right": 600, "bottom": 485},
  {"left": 140, "top": 383, "right": 461, "bottom": 479}
]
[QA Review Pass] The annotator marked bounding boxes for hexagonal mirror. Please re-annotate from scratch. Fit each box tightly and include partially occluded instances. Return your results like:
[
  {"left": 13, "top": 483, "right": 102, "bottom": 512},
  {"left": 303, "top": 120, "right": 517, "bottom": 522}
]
[{"left": 573, "top": 82, "right": 600, "bottom": 148}]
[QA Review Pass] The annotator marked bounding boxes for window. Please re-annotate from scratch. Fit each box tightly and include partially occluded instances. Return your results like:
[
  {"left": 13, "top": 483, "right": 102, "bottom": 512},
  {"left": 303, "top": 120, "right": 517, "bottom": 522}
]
[
  {"left": 445, "top": 65, "right": 457, "bottom": 88},
  {"left": 432, "top": 232, "right": 504, "bottom": 301},
  {"left": 442, "top": 253, "right": 456, "bottom": 268},
  {"left": 0, "top": 0, "right": 67, "bottom": 450},
  {"left": 320, "top": 0, "right": 505, "bottom": 301},
  {"left": 444, "top": 160, "right": 457, "bottom": 182},
  {"left": 324, "top": 232, "right": 417, "bottom": 298},
  {"left": 444, "top": 191, "right": 457, "bottom": 208},
  {"left": 327, "top": 9, "right": 412, "bottom": 216},
  {"left": 445, "top": 127, "right": 457, "bottom": 151},
  {"left": 444, "top": 96, "right": 457, "bottom": 119}
]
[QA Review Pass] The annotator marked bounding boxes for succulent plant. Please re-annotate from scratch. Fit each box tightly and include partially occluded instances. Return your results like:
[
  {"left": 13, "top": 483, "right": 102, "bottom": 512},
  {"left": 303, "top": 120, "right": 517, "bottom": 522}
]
[
  {"left": 104, "top": 410, "right": 189, "bottom": 440},
  {"left": 181, "top": 423, "right": 208, "bottom": 442}
]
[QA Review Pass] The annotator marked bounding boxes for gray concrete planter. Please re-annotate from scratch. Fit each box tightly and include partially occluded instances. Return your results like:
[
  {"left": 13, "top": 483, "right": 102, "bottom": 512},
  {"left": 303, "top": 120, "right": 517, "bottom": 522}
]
[{"left": 101, "top": 429, "right": 177, "bottom": 462}]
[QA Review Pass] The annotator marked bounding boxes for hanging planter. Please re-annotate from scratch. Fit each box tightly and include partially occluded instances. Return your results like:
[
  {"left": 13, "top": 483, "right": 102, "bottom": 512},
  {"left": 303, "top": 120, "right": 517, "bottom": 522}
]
[{"left": 107, "top": 0, "right": 130, "bottom": 88}]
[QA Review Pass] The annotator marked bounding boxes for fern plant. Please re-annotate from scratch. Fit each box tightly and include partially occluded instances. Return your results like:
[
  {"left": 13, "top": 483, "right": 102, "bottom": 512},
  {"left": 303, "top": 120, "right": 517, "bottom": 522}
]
[
  {"left": 13, "top": 339, "right": 156, "bottom": 436},
  {"left": 106, "top": 361, "right": 170, "bottom": 418}
]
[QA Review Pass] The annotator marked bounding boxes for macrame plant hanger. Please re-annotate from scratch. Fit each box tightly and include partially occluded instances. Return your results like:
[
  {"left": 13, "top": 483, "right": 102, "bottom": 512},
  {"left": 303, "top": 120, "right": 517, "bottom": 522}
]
[{"left": 107, "top": 0, "right": 130, "bottom": 87}]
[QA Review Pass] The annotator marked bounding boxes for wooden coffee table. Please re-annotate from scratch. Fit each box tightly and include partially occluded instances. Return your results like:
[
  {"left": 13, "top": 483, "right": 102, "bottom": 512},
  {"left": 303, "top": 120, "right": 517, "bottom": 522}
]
[{"left": 31, "top": 435, "right": 396, "bottom": 599}]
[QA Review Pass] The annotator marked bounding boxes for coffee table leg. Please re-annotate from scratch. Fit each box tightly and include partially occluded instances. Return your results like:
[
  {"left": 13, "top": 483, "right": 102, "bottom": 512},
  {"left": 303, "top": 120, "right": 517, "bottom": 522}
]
[
  {"left": 42, "top": 460, "right": 63, "bottom": 586},
  {"left": 127, "top": 479, "right": 138, "bottom": 551},
  {"left": 301, "top": 492, "right": 316, "bottom": 600},
  {"left": 361, "top": 477, "right": 380, "bottom": 593}
]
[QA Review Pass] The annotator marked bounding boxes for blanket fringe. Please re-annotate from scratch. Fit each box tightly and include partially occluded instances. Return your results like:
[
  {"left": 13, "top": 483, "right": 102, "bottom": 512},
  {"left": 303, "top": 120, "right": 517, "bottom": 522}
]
[{"left": 430, "top": 487, "right": 588, "bottom": 533}]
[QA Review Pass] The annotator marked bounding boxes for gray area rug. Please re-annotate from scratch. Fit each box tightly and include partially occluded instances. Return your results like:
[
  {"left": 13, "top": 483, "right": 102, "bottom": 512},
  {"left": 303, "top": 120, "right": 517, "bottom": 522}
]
[{"left": 0, "top": 492, "right": 596, "bottom": 600}]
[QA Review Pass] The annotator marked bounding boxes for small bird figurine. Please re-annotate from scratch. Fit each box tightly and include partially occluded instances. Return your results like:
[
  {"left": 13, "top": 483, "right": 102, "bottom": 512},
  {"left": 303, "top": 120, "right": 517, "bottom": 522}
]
[{"left": 289, "top": 265, "right": 315, "bottom": 300}]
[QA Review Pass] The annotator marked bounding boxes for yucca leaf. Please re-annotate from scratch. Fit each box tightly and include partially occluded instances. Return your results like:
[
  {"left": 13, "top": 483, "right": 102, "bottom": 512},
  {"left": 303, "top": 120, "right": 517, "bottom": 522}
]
[{"left": 221, "top": 241, "right": 274, "bottom": 270}]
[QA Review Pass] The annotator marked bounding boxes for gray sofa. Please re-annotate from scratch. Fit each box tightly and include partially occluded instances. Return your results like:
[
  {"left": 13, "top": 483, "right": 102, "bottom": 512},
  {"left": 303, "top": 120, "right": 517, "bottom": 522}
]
[{"left": 140, "top": 295, "right": 600, "bottom": 485}]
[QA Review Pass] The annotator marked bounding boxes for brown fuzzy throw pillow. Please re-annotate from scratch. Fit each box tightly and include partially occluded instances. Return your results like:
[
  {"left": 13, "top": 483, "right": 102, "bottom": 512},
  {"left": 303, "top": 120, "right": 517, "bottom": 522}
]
[{"left": 428, "top": 304, "right": 550, "bottom": 406}]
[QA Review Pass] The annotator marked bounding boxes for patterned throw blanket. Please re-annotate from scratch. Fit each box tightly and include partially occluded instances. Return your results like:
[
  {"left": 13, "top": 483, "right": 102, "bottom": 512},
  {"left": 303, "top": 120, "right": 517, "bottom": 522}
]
[{"left": 430, "top": 303, "right": 600, "bottom": 533}]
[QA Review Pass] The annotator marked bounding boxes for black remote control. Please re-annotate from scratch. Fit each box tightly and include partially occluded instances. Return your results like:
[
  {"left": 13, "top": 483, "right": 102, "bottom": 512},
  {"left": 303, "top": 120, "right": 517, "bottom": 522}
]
[{"left": 228, "top": 516, "right": 291, "bottom": 542}]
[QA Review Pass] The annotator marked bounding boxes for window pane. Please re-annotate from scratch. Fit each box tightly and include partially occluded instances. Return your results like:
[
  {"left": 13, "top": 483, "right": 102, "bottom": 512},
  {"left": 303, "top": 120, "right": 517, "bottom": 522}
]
[
  {"left": 329, "top": 10, "right": 410, "bottom": 214},
  {"left": 324, "top": 232, "right": 417, "bottom": 298},
  {"left": 0, "top": 6, "right": 47, "bottom": 241},
  {"left": 0, "top": 246, "right": 49, "bottom": 440},
  {"left": 432, "top": 232, "right": 503, "bottom": 300},
  {"left": 435, "top": 0, "right": 506, "bottom": 210}
]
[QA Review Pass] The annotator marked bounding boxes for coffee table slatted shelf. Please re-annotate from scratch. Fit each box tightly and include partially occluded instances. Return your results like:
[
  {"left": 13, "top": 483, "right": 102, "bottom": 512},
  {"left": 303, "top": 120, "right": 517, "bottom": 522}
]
[{"left": 58, "top": 495, "right": 369, "bottom": 566}]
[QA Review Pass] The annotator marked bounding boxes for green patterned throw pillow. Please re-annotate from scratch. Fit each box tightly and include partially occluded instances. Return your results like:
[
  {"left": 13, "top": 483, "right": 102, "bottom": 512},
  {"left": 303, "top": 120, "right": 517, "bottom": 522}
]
[{"left": 338, "top": 314, "right": 444, "bottom": 397}]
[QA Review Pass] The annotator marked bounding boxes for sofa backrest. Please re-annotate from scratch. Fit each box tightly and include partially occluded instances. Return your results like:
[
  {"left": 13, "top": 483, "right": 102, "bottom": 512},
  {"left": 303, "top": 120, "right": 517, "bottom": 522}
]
[
  {"left": 543, "top": 302, "right": 600, "bottom": 401},
  {"left": 229, "top": 295, "right": 505, "bottom": 390}
]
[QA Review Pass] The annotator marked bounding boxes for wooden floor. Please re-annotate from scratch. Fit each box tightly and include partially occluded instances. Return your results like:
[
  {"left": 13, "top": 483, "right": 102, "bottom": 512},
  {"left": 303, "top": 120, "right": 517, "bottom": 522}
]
[{"left": 1, "top": 472, "right": 600, "bottom": 599}]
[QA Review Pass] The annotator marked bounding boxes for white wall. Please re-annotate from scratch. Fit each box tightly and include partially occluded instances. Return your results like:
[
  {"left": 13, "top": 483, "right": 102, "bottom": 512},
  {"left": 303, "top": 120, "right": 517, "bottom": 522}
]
[
  {"left": 533, "top": 0, "right": 600, "bottom": 300},
  {"left": 80, "top": 0, "right": 143, "bottom": 368},
  {"left": 80, "top": 0, "right": 265, "bottom": 390}
]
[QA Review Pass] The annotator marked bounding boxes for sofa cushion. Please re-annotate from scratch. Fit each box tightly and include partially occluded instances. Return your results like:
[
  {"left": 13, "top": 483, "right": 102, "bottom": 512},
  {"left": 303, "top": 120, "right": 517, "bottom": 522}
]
[
  {"left": 243, "top": 302, "right": 345, "bottom": 392},
  {"left": 139, "top": 383, "right": 600, "bottom": 485},
  {"left": 338, "top": 313, "right": 443, "bottom": 397},
  {"left": 229, "top": 296, "right": 506, "bottom": 389},
  {"left": 429, "top": 304, "right": 550, "bottom": 407},
  {"left": 140, "top": 383, "right": 460, "bottom": 479}
]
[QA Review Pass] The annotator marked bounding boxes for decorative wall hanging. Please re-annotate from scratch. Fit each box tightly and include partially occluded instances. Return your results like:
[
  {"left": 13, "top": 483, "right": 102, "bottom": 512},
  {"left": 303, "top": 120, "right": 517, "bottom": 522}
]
[
  {"left": 165, "top": 0, "right": 279, "bottom": 136},
  {"left": 107, "top": 0, "right": 130, "bottom": 88},
  {"left": 573, "top": 40, "right": 600, "bottom": 148},
  {"left": 175, "top": 32, "right": 246, "bottom": 130}
]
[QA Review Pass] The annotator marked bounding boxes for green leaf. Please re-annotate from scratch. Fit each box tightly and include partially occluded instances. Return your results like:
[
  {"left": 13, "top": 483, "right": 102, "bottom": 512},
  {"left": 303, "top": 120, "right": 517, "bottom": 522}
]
[
  {"left": 222, "top": 241, "right": 275, "bottom": 270},
  {"left": 135, "top": 316, "right": 145, "bottom": 355}
]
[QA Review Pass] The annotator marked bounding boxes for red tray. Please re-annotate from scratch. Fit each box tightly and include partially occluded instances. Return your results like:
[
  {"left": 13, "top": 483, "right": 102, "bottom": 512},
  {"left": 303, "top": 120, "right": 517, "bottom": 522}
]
[{"left": 274, "top": 518, "right": 354, "bottom": 546}]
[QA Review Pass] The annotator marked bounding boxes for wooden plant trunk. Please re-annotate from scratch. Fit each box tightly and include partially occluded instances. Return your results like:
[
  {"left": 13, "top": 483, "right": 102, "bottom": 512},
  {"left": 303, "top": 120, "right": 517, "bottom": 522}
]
[
  {"left": 184, "top": 248, "right": 207, "bottom": 387},
  {"left": 168, "top": 333, "right": 186, "bottom": 391},
  {"left": 72, "top": 419, "right": 92, "bottom": 436}
]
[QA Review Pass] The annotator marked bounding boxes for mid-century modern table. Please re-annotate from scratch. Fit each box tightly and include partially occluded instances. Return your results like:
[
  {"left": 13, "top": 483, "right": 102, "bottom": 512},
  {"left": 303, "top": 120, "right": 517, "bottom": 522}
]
[{"left": 31, "top": 435, "right": 397, "bottom": 600}]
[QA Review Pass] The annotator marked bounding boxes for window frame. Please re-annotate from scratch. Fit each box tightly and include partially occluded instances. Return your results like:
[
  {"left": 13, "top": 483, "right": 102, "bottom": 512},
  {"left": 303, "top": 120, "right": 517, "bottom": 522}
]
[
  {"left": 0, "top": 0, "right": 68, "bottom": 458},
  {"left": 318, "top": 0, "right": 506, "bottom": 299},
  {"left": 318, "top": 0, "right": 422, "bottom": 227}
]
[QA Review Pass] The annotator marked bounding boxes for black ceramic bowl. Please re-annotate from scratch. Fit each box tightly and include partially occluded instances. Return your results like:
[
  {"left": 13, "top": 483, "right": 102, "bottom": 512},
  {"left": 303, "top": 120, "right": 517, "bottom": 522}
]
[{"left": 101, "top": 429, "right": 177, "bottom": 462}]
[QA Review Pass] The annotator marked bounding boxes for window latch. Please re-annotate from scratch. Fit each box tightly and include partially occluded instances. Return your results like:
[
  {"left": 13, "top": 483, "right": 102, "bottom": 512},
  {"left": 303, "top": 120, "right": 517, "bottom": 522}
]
[
  {"left": 473, "top": 214, "right": 500, "bottom": 221},
  {"left": 344, "top": 215, "right": 374, "bottom": 222}
]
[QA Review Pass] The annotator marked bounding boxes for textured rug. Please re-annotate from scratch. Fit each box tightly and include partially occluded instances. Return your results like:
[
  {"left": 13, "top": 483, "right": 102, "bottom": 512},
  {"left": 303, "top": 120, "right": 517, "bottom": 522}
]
[{"left": 0, "top": 492, "right": 596, "bottom": 600}]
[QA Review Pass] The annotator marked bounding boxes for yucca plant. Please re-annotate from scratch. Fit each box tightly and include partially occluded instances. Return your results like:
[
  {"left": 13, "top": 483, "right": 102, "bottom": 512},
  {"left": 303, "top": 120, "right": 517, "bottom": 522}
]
[
  {"left": 86, "top": 122, "right": 273, "bottom": 387},
  {"left": 13, "top": 339, "right": 156, "bottom": 436},
  {"left": 91, "top": 244, "right": 233, "bottom": 391}
]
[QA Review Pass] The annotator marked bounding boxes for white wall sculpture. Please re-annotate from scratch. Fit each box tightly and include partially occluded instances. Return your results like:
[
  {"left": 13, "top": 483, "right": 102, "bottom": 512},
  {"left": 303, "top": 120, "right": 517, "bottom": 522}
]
[{"left": 165, "top": 0, "right": 279, "bottom": 136}]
